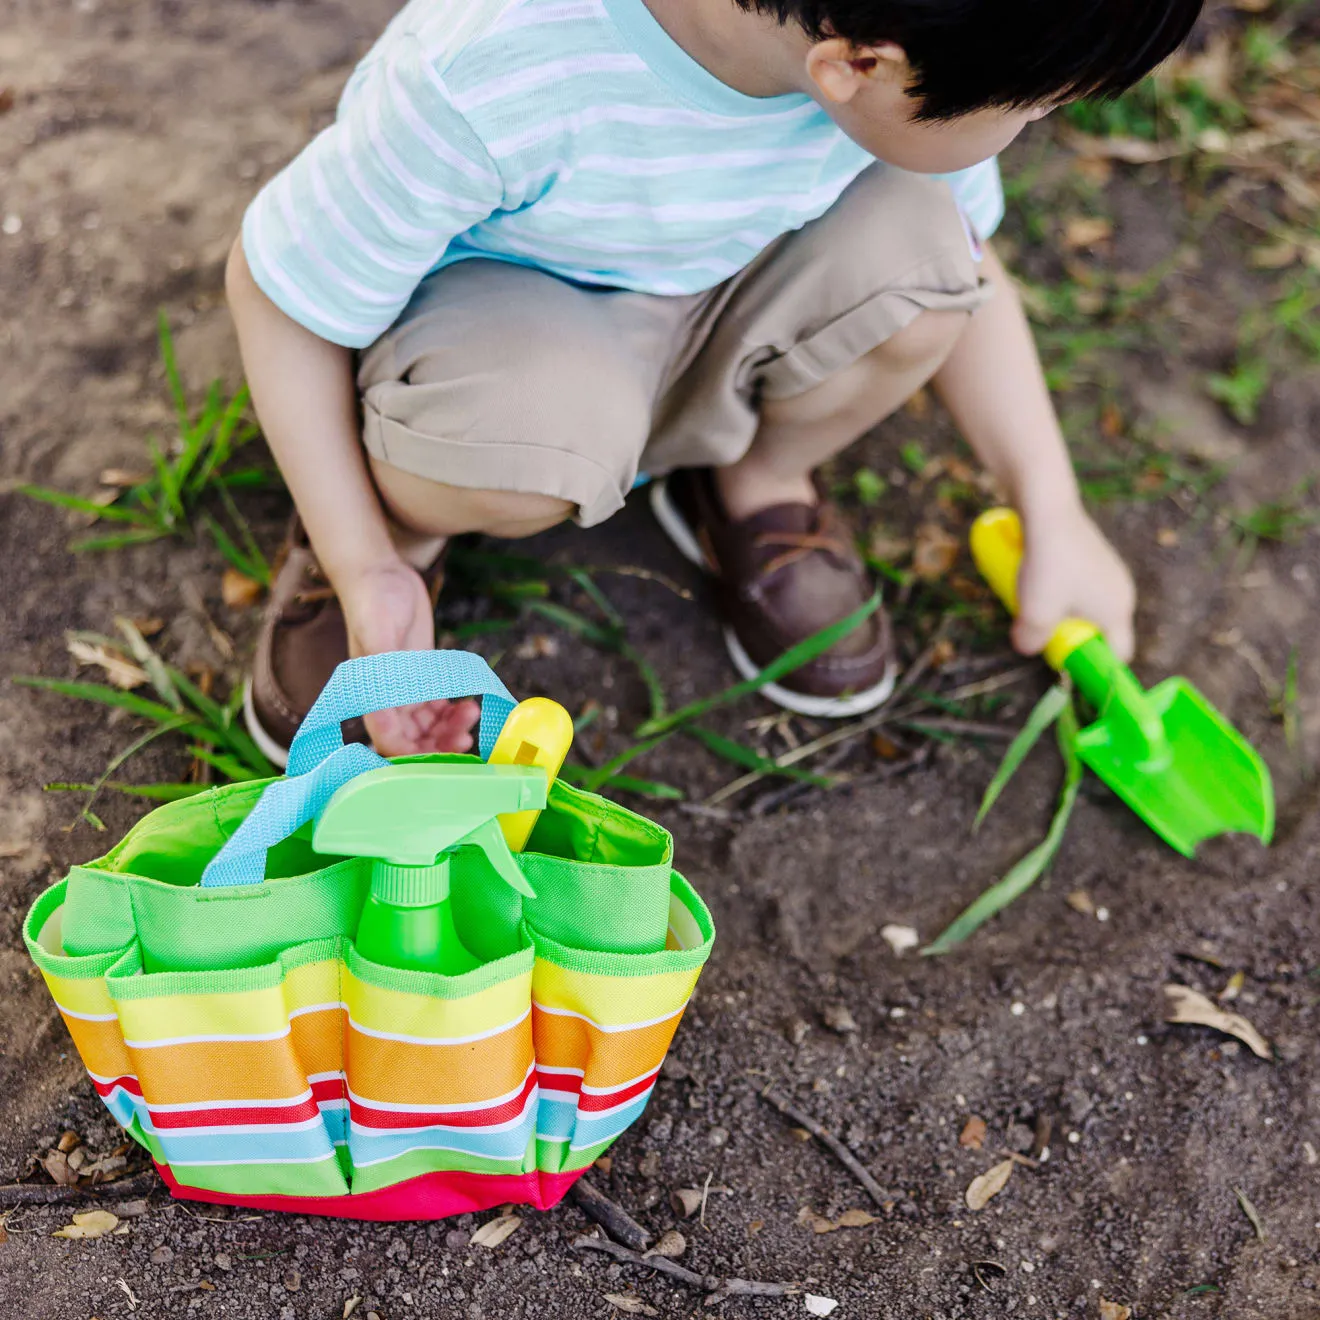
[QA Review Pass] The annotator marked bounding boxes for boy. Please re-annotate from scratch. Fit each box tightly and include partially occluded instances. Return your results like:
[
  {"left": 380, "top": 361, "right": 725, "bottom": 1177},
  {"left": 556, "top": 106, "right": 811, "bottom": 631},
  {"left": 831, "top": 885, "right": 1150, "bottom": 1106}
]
[{"left": 227, "top": 0, "right": 1198, "bottom": 763}]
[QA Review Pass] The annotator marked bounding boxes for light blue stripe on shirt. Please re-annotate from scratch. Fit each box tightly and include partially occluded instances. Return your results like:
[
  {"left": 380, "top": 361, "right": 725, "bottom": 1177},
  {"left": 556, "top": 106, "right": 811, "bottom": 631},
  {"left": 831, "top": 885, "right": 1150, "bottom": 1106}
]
[{"left": 244, "top": 0, "right": 1006, "bottom": 348}]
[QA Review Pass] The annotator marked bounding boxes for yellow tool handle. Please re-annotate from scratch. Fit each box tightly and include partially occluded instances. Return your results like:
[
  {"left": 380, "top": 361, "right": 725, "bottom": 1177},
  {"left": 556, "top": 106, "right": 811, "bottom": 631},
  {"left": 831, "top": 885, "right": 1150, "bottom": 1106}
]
[
  {"left": 970, "top": 508, "right": 1100, "bottom": 672},
  {"left": 488, "top": 697, "right": 575, "bottom": 852}
]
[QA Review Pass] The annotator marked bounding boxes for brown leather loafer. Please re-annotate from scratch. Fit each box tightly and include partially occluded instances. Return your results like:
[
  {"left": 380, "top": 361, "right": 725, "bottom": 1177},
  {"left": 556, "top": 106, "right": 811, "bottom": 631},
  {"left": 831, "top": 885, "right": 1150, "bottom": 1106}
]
[
  {"left": 650, "top": 469, "right": 896, "bottom": 717},
  {"left": 243, "top": 517, "right": 446, "bottom": 768}
]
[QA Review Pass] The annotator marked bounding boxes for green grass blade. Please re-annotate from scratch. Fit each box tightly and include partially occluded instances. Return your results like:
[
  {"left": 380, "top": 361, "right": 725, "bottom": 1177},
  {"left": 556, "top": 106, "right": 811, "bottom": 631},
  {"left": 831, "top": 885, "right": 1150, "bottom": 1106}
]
[
  {"left": 559, "top": 764, "right": 683, "bottom": 800},
  {"left": 524, "top": 598, "right": 621, "bottom": 648},
  {"left": 566, "top": 567, "right": 625, "bottom": 629},
  {"left": 46, "top": 781, "right": 209, "bottom": 802},
  {"left": 684, "top": 725, "right": 835, "bottom": 788},
  {"left": 189, "top": 385, "right": 253, "bottom": 495},
  {"left": 187, "top": 745, "right": 263, "bottom": 782},
  {"left": 621, "top": 641, "right": 668, "bottom": 723},
  {"left": 450, "top": 619, "right": 520, "bottom": 643},
  {"left": 215, "top": 483, "right": 271, "bottom": 585},
  {"left": 580, "top": 735, "right": 672, "bottom": 792},
  {"left": 973, "top": 684, "right": 1069, "bottom": 832},
  {"left": 167, "top": 668, "right": 276, "bottom": 776},
  {"left": 13, "top": 675, "right": 194, "bottom": 726},
  {"left": 69, "top": 528, "right": 169, "bottom": 554},
  {"left": 158, "top": 311, "right": 190, "bottom": 435},
  {"left": 115, "top": 617, "right": 183, "bottom": 713},
  {"left": 925, "top": 694, "right": 1083, "bottom": 955},
  {"left": 636, "top": 593, "right": 882, "bottom": 739},
  {"left": 202, "top": 511, "right": 267, "bottom": 585},
  {"left": 147, "top": 435, "right": 185, "bottom": 525},
  {"left": 16, "top": 485, "right": 155, "bottom": 525}
]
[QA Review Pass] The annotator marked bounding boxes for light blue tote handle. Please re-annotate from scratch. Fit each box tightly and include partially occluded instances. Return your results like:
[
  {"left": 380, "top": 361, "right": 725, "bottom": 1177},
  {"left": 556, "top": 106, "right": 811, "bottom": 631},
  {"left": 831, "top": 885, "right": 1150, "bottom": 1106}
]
[
  {"left": 200, "top": 742, "right": 389, "bottom": 888},
  {"left": 285, "top": 650, "right": 516, "bottom": 776}
]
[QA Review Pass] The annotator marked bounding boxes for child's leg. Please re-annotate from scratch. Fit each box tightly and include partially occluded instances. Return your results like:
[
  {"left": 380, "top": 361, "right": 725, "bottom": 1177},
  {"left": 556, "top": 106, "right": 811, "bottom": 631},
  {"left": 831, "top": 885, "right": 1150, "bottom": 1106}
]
[
  {"left": 644, "top": 164, "right": 989, "bottom": 715},
  {"left": 716, "top": 309, "right": 968, "bottom": 519}
]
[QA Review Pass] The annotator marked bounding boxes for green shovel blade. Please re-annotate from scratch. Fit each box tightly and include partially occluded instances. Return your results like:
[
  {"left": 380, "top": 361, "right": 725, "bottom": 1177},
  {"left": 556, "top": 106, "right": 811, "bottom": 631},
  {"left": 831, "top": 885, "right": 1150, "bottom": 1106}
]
[{"left": 1074, "top": 673, "right": 1274, "bottom": 857}]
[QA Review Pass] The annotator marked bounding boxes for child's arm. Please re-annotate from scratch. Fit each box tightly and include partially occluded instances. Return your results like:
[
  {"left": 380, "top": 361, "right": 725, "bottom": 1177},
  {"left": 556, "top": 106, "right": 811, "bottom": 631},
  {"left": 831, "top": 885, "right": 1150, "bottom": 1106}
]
[
  {"left": 226, "top": 240, "right": 478, "bottom": 756},
  {"left": 934, "top": 244, "right": 1137, "bottom": 661}
]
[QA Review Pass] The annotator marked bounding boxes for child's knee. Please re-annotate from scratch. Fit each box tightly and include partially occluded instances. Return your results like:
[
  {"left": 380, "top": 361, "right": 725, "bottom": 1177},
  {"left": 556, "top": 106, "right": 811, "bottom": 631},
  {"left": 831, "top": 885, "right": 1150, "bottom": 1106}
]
[
  {"left": 870, "top": 307, "right": 968, "bottom": 374},
  {"left": 369, "top": 457, "right": 574, "bottom": 539}
]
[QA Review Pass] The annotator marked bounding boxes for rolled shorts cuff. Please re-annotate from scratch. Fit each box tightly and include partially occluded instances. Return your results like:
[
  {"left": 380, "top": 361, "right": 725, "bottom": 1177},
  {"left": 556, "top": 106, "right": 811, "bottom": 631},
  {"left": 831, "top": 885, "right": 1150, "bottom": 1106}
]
[
  {"left": 361, "top": 406, "right": 629, "bottom": 528},
  {"left": 757, "top": 259, "right": 993, "bottom": 402}
]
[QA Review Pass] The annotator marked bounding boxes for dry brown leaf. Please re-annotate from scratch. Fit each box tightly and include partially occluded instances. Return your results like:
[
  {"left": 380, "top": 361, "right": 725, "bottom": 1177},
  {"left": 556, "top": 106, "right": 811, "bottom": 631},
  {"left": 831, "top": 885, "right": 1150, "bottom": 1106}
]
[
  {"left": 959, "top": 1117, "right": 987, "bottom": 1150},
  {"left": 56, "top": 1131, "right": 80, "bottom": 1154},
  {"left": 1164, "top": 985, "right": 1272, "bottom": 1060},
  {"left": 1063, "top": 128, "right": 1183, "bottom": 164},
  {"left": 42, "top": 1150, "right": 80, "bottom": 1187},
  {"left": 131, "top": 616, "right": 165, "bottom": 638},
  {"left": 342, "top": 1296, "right": 362, "bottom": 1320},
  {"left": 470, "top": 1214, "right": 521, "bottom": 1248},
  {"left": 1067, "top": 890, "right": 1096, "bottom": 916},
  {"left": 1250, "top": 241, "right": 1300, "bottom": 270},
  {"left": 912, "top": 523, "right": 959, "bottom": 581},
  {"left": 965, "top": 1159, "right": 1014, "bottom": 1211},
  {"left": 221, "top": 568, "right": 263, "bottom": 610},
  {"left": 647, "top": 1230, "right": 687, "bottom": 1259},
  {"left": 1156, "top": 528, "right": 1180, "bottom": 548},
  {"left": 53, "top": 1210, "right": 119, "bottom": 1240},
  {"left": 0, "top": 841, "right": 29, "bottom": 858},
  {"left": 67, "top": 639, "right": 147, "bottom": 690},
  {"left": 868, "top": 529, "right": 913, "bottom": 562},
  {"left": 1072, "top": 155, "right": 1114, "bottom": 186},
  {"left": 1098, "top": 1300, "right": 1132, "bottom": 1320},
  {"left": 797, "top": 1206, "right": 876, "bottom": 1234},
  {"left": 593, "top": 1155, "right": 613, "bottom": 1175},
  {"left": 99, "top": 468, "right": 150, "bottom": 488},
  {"left": 604, "top": 1296, "right": 658, "bottom": 1317},
  {"left": 0, "top": 1222, "right": 8, "bottom": 1245},
  {"left": 1062, "top": 216, "right": 1114, "bottom": 250}
]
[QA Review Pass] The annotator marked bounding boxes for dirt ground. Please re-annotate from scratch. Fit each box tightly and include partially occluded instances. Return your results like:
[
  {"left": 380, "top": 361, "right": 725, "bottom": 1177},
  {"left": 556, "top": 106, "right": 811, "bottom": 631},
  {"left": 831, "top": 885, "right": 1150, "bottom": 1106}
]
[{"left": 2, "top": 2, "right": 1319, "bottom": 1318}]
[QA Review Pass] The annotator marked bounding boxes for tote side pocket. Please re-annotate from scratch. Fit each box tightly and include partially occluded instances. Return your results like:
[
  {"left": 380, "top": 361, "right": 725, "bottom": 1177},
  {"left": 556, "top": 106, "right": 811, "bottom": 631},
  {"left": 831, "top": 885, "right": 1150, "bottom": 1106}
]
[
  {"left": 529, "top": 872, "right": 714, "bottom": 1174},
  {"left": 104, "top": 941, "right": 350, "bottom": 1201},
  {"left": 342, "top": 938, "right": 537, "bottom": 1195}
]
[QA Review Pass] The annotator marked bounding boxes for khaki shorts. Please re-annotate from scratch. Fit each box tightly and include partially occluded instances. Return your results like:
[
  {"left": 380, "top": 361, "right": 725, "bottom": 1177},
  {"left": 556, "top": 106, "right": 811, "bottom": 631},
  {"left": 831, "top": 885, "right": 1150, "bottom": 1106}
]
[{"left": 358, "top": 164, "right": 989, "bottom": 528}]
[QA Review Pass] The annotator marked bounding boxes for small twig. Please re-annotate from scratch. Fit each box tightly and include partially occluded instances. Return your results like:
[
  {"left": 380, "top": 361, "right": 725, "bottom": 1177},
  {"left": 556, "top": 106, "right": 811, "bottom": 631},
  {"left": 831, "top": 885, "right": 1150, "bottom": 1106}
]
[
  {"left": 760, "top": 1087, "right": 890, "bottom": 1209},
  {"left": 749, "top": 742, "right": 858, "bottom": 817},
  {"left": 895, "top": 717, "right": 1015, "bottom": 741},
  {"left": 572, "top": 1234, "right": 799, "bottom": 1301},
  {"left": 590, "top": 564, "right": 695, "bottom": 601},
  {"left": 568, "top": 1178, "right": 652, "bottom": 1252},
  {"left": 996, "top": 1150, "right": 1040, "bottom": 1170},
  {"left": 0, "top": 1170, "right": 160, "bottom": 1208},
  {"left": 698, "top": 1170, "right": 714, "bottom": 1228}
]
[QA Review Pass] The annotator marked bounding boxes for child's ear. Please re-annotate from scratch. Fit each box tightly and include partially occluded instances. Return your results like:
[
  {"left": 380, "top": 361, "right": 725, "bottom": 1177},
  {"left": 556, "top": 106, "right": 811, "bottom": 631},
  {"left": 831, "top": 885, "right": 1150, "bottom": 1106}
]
[{"left": 806, "top": 38, "right": 907, "bottom": 105}]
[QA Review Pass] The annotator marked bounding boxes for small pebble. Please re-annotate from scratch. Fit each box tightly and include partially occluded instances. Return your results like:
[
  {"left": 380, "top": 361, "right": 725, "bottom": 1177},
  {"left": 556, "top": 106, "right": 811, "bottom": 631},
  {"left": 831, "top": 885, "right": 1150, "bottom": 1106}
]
[
  {"left": 1010, "top": 1002, "right": 1026, "bottom": 1016},
  {"left": 213, "top": 1253, "right": 232, "bottom": 1271},
  {"left": 822, "top": 1003, "right": 858, "bottom": 1034},
  {"left": 2, "top": 214, "right": 21, "bottom": 235},
  {"left": 150, "top": 1246, "right": 174, "bottom": 1265},
  {"left": 708, "top": 1126, "right": 729, "bottom": 1149}
]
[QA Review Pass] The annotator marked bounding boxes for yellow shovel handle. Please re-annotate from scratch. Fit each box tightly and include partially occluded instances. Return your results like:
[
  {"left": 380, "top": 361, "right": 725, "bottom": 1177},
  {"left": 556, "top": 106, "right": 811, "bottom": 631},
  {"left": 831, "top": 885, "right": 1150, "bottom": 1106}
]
[
  {"left": 488, "top": 697, "right": 575, "bottom": 852},
  {"left": 970, "top": 508, "right": 1099, "bottom": 672}
]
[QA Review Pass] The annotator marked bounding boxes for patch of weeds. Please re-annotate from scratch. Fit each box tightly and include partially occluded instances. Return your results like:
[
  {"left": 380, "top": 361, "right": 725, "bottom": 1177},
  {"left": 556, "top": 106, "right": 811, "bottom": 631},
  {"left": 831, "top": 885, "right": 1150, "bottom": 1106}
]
[
  {"left": 925, "top": 684, "right": 1082, "bottom": 953},
  {"left": 1064, "top": 71, "right": 1245, "bottom": 146},
  {"left": 15, "top": 621, "right": 275, "bottom": 827},
  {"left": 1205, "top": 355, "right": 1272, "bottom": 425},
  {"left": 19, "top": 313, "right": 273, "bottom": 583},
  {"left": 1223, "top": 478, "right": 1320, "bottom": 568},
  {"left": 851, "top": 466, "right": 887, "bottom": 507},
  {"left": 899, "top": 441, "right": 928, "bottom": 475}
]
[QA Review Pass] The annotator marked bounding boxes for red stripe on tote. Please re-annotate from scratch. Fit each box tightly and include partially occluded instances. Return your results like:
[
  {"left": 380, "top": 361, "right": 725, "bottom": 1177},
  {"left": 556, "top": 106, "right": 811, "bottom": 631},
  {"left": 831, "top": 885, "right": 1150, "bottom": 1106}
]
[
  {"left": 147, "top": 1095, "right": 323, "bottom": 1130},
  {"left": 91, "top": 1073, "right": 144, "bottom": 1099},
  {"left": 156, "top": 1161, "right": 587, "bottom": 1220},
  {"left": 577, "top": 1071, "right": 658, "bottom": 1113},
  {"left": 311, "top": 1076, "right": 347, "bottom": 1106},
  {"left": 348, "top": 1070, "right": 538, "bottom": 1131}
]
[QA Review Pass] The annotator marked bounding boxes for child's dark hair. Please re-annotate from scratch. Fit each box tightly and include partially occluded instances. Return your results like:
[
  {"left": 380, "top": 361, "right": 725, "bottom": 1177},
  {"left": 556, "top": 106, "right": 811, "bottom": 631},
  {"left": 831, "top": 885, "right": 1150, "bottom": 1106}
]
[{"left": 735, "top": 0, "right": 1204, "bottom": 120}]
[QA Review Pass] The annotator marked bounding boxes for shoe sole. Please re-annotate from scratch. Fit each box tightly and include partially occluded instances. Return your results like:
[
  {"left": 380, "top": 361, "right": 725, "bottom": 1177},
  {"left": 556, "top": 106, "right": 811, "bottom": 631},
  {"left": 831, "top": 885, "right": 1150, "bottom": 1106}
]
[
  {"left": 243, "top": 677, "right": 291, "bottom": 771},
  {"left": 649, "top": 477, "right": 898, "bottom": 719}
]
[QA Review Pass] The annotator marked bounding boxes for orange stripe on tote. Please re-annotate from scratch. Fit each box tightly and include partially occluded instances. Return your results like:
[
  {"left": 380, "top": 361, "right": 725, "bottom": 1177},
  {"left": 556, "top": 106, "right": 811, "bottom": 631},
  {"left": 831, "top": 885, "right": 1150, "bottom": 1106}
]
[
  {"left": 62, "top": 1014, "right": 133, "bottom": 1082},
  {"left": 289, "top": 1007, "right": 344, "bottom": 1079},
  {"left": 127, "top": 1039, "right": 310, "bottom": 1106},
  {"left": 347, "top": 1023, "right": 534, "bottom": 1107},
  {"left": 532, "top": 1009, "right": 684, "bottom": 1091}
]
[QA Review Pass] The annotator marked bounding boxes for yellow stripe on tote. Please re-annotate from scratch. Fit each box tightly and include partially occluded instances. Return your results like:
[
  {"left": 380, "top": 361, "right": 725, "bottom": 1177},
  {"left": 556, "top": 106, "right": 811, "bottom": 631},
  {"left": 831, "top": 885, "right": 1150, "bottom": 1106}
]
[
  {"left": 114, "top": 986, "right": 291, "bottom": 1045},
  {"left": 61, "top": 1014, "right": 134, "bottom": 1082},
  {"left": 532, "top": 1008, "right": 685, "bottom": 1091},
  {"left": 344, "top": 965, "right": 532, "bottom": 1040},
  {"left": 128, "top": 1038, "right": 309, "bottom": 1105},
  {"left": 43, "top": 973, "right": 118, "bottom": 1020},
  {"left": 282, "top": 958, "right": 341, "bottom": 1015},
  {"left": 531, "top": 960, "right": 699, "bottom": 1028}
]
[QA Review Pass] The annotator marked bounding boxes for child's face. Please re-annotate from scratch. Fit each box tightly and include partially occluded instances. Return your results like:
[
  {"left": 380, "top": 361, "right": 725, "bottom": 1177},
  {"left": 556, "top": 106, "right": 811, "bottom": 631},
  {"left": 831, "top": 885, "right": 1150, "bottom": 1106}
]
[{"left": 804, "top": 40, "right": 1054, "bottom": 174}]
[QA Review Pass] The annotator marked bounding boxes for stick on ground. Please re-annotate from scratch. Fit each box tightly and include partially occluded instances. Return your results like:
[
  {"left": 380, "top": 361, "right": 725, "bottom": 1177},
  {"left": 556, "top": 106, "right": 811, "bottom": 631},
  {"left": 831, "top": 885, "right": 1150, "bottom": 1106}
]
[
  {"left": 568, "top": 1178, "right": 652, "bottom": 1252},
  {"left": 572, "top": 1233, "right": 799, "bottom": 1302},
  {"left": 0, "top": 1170, "right": 161, "bottom": 1208},
  {"left": 760, "top": 1087, "right": 891, "bottom": 1209}
]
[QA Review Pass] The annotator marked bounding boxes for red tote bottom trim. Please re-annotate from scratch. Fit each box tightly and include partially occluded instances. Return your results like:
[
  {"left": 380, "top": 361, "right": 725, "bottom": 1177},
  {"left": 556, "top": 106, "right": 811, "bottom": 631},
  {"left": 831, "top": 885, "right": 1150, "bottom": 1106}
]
[{"left": 154, "top": 1163, "right": 586, "bottom": 1221}]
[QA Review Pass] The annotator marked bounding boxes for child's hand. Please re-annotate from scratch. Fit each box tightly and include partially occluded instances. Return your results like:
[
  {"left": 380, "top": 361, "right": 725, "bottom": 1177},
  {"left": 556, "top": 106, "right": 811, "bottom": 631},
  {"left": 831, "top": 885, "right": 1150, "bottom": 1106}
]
[
  {"left": 339, "top": 559, "right": 481, "bottom": 757},
  {"left": 1014, "top": 503, "right": 1136, "bottom": 662}
]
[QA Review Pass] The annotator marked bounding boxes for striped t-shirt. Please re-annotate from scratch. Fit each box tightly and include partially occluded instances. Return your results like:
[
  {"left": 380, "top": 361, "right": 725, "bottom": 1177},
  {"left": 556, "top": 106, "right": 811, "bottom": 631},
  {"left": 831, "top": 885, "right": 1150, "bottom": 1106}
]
[{"left": 243, "top": 0, "right": 1005, "bottom": 349}]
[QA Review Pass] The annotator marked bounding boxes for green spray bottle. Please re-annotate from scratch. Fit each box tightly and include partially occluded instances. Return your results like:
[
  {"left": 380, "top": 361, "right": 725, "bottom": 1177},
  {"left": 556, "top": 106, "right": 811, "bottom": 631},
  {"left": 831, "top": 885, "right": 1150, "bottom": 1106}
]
[{"left": 312, "top": 763, "right": 546, "bottom": 975}]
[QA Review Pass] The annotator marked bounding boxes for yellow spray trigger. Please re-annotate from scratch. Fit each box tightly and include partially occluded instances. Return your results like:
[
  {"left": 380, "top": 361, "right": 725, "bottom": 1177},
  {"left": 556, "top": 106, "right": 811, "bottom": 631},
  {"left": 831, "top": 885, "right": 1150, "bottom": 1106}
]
[{"left": 488, "top": 697, "right": 574, "bottom": 852}]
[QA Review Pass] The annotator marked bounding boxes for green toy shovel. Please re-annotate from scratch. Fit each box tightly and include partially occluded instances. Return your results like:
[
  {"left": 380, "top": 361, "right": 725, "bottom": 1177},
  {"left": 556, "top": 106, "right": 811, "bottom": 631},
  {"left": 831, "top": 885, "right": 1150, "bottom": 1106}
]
[{"left": 971, "top": 508, "right": 1274, "bottom": 856}]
